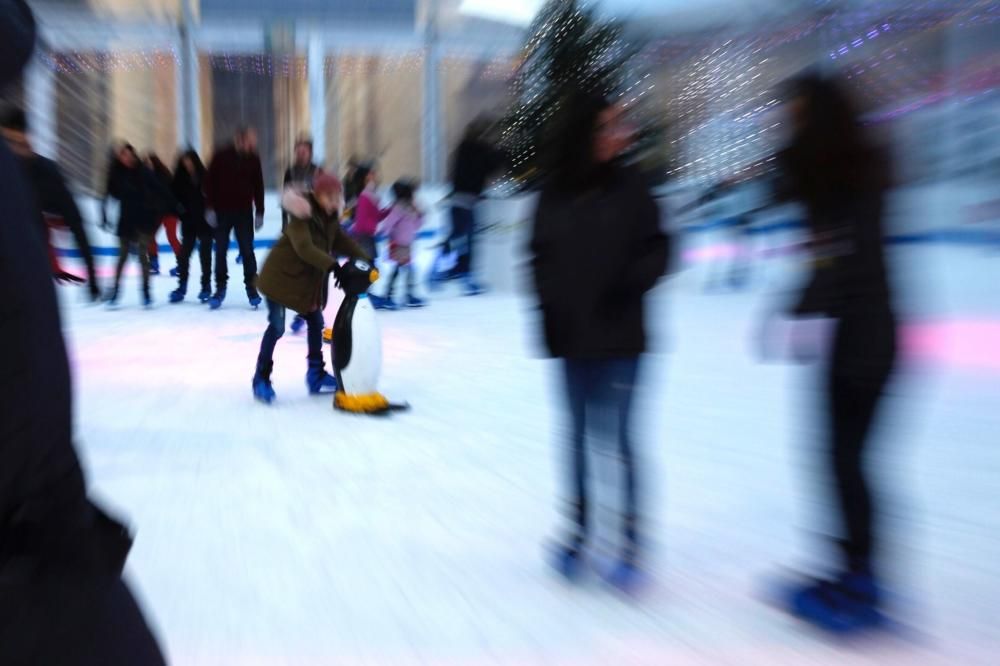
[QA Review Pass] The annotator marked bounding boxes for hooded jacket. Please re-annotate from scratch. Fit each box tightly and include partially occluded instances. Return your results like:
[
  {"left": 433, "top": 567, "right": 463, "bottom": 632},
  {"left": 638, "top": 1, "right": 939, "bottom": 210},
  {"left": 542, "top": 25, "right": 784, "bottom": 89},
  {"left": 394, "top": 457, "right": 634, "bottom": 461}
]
[{"left": 257, "top": 189, "right": 370, "bottom": 314}]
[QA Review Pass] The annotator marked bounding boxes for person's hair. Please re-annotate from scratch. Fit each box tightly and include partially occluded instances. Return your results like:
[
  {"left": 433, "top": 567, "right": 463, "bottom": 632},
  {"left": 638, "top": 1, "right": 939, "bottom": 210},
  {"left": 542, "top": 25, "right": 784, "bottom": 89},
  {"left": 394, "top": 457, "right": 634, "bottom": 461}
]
[
  {"left": 0, "top": 106, "right": 27, "bottom": 132},
  {"left": 105, "top": 142, "right": 136, "bottom": 195},
  {"left": 349, "top": 163, "right": 374, "bottom": 198},
  {"left": 544, "top": 88, "right": 612, "bottom": 191},
  {"left": 780, "top": 72, "right": 888, "bottom": 204},
  {"left": 174, "top": 148, "right": 205, "bottom": 180},
  {"left": 146, "top": 152, "right": 170, "bottom": 178},
  {"left": 295, "top": 134, "right": 313, "bottom": 152},
  {"left": 391, "top": 179, "right": 416, "bottom": 204}
]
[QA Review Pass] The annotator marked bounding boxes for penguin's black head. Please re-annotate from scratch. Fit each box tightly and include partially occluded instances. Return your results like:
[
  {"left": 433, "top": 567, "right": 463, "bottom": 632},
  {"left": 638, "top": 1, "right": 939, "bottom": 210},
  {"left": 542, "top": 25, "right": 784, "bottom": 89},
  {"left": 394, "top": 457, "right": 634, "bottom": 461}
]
[{"left": 337, "top": 258, "right": 378, "bottom": 297}]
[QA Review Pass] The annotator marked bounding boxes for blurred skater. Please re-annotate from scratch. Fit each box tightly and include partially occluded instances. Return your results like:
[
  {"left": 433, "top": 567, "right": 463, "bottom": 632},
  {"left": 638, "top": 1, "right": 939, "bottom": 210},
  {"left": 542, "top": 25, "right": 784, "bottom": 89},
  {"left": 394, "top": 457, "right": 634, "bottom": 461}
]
[
  {"left": 204, "top": 126, "right": 265, "bottom": 310},
  {"left": 347, "top": 162, "right": 385, "bottom": 262},
  {"left": 144, "top": 153, "right": 179, "bottom": 276},
  {"left": 530, "top": 90, "right": 670, "bottom": 592},
  {"left": 434, "top": 117, "right": 506, "bottom": 295},
  {"left": 283, "top": 136, "right": 322, "bottom": 231},
  {"left": 0, "top": 3, "right": 166, "bottom": 663},
  {"left": 0, "top": 106, "right": 101, "bottom": 301},
  {"left": 282, "top": 135, "right": 322, "bottom": 334},
  {"left": 103, "top": 143, "right": 174, "bottom": 309},
  {"left": 169, "top": 149, "right": 214, "bottom": 304},
  {"left": 371, "top": 179, "right": 425, "bottom": 311},
  {"left": 252, "top": 173, "right": 371, "bottom": 404},
  {"left": 700, "top": 179, "right": 757, "bottom": 290},
  {"left": 342, "top": 154, "right": 362, "bottom": 214},
  {"left": 772, "top": 73, "right": 898, "bottom": 633}
]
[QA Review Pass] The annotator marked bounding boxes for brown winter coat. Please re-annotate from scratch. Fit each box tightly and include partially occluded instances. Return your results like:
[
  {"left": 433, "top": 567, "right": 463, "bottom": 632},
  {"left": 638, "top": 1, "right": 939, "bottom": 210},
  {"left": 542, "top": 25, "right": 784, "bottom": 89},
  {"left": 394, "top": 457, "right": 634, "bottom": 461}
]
[{"left": 257, "top": 189, "right": 369, "bottom": 315}]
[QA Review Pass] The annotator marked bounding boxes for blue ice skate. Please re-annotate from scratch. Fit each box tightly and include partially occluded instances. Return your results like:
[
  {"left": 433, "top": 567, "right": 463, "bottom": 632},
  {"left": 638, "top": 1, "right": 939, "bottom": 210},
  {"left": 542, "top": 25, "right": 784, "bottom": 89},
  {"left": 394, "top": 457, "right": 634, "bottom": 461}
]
[
  {"left": 784, "top": 573, "right": 885, "bottom": 635},
  {"left": 209, "top": 289, "right": 226, "bottom": 310}
]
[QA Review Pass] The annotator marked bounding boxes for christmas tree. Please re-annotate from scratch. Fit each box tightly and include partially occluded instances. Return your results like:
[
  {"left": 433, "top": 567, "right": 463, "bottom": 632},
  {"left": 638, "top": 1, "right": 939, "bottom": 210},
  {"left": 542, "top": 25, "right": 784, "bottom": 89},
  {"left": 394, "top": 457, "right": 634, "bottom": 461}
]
[{"left": 498, "top": 0, "right": 666, "bottom": 192}]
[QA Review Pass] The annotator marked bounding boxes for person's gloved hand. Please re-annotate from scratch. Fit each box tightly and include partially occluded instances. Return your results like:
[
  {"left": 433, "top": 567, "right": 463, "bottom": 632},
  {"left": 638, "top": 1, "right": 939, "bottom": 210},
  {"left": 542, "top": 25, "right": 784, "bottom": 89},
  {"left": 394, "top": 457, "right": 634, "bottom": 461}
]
[
  {"left": 206, "top": 209, "right": 217, "bottom": 228},
  {"left": 254, "top": 213, "right": 264, "bottom": 232},
  {"left": 53, "top": 270, "right": 85, "bottom": 285},
  {"left": 330, "top": 261, "right": 343, "bottom": 288}
]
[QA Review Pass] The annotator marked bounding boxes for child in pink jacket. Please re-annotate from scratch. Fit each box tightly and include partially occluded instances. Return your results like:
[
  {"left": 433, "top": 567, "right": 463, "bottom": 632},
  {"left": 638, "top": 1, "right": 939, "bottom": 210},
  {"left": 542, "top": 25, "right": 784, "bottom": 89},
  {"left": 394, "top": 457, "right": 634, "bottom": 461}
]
[
  {"left": 348, "top": 163, "right": 386, "bottom": 261},
  {"left": 373, "top": 179, "right": 425, "bottom": 310}
]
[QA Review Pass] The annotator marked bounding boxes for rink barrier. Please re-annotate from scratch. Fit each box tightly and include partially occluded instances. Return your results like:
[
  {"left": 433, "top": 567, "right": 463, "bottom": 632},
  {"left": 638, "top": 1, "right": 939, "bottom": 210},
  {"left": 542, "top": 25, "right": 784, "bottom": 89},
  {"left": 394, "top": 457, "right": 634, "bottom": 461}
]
[
  {"left": 53, "top": 222, "right": 998, "bottom": 258},
  {"left": 57, "top": 229, "right": 441, "bottom": 257}
]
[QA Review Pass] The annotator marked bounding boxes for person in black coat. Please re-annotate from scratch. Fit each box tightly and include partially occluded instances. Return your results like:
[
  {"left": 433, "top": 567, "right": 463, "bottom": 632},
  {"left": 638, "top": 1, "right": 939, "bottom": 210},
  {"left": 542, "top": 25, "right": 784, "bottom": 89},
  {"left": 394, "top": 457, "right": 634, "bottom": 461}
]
[
  {"left": 436, "top": 117, "right": 506, "bottom": 294},
  {"left": 103, "top": 143, "right": 175, "bottom": 308},
  {"left": 0, "top": 2, "right": 165, "bottom": 663},
  {"left": 773, "top": 73, "right": 898, "bottom": 632},
  {"left": 169, "top": 148, "right": 214, "bottom": 303},
  {"left": 530, "top": 90, "right": 670, "bottom": 590},
  {"left": 144, "top": 152, "right": 179, "bottom": 275},
  {"left": 0, "top": 106, "right": 101, "bottom": 301}
]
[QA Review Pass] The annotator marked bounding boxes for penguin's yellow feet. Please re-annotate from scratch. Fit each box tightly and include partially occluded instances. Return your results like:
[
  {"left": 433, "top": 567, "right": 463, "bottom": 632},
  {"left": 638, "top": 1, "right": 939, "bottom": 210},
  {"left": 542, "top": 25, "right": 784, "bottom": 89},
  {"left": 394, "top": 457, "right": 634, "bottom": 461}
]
[
  {"left": 334, "top": 391, "right": 390, "bottom": 414},
  {"left": 322, "top": 327, "right": 333, "bottom": 344}
]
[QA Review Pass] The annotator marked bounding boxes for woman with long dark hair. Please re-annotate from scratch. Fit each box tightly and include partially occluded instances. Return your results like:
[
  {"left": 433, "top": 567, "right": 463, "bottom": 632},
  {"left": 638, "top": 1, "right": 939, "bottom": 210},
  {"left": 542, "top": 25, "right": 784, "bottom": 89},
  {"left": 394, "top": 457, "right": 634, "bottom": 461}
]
[
  {"left": 776, "top": 73, "right": 898, "bottom": 632},
  {"left": 169, "top": 149, "right": 214, "bottom": 303},
  {"left": 530, "top": 90, "right": 670, "bottom": 592}
]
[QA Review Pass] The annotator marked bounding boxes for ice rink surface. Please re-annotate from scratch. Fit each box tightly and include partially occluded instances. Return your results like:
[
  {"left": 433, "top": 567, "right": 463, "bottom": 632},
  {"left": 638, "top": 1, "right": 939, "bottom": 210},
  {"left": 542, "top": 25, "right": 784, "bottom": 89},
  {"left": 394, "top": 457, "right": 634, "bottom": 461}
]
[{"left": 55, "top": 238, "right": 999, "bottom": 665}]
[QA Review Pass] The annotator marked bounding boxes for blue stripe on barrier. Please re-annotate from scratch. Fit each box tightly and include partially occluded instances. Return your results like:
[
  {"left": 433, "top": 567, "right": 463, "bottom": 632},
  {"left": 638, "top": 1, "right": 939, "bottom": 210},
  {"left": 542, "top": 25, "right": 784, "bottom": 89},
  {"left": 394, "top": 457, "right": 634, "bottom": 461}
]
[{"left": 53, "top": 222, "right": 999, "bottom": 258}]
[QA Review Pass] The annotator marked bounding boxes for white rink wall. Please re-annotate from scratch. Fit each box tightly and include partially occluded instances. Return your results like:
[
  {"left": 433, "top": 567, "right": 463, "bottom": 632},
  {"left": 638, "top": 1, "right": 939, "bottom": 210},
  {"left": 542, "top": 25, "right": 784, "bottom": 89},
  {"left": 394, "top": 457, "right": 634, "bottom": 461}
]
[{"left": 50, "top": 177, "right": 1000, "bottom": 296}]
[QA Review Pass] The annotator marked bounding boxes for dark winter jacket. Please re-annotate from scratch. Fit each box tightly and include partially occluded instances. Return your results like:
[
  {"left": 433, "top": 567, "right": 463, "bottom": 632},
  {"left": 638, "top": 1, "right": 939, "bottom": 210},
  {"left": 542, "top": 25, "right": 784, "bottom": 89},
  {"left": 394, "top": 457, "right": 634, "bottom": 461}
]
[
  {"left": 171, "top": 165, "right": 207, "bottom": 226},
  {"left": 450, "top": 137, "right": 505, "bottom": 198},
  {"left": 18, "top": 153, "right": 98, "bottom": 282},
  {"left": 0, "top": 0, "right": 134, "bottom": 581},
  {"left": 21, "top": 155, "right": 85, "bottom": 235},
  {"left": 0, "top": 0, "right": 34, "bottom": 87},
  {"left": 1, "top": 7, "right": 165, "bottom": 663},
  {"left": 777, "top": 146, "right": 895, "bottom": 323},
  {"left": 148, "top": 161, "right": 176, "bottom": 219},
  {"left": 205, "top": 144, "right": 265, "bottom": 215},
  {"left": 257, "top": 190, "right": 370, "bottom": 315},
  {"left": 284, "top": 162, "right": 320, "bottom": 190},
  {"left": 530, "top": 165, "right": 670, "bottom": 359},
  {"left": 105, "top": 163, "right": 172, "bottom": 239}
]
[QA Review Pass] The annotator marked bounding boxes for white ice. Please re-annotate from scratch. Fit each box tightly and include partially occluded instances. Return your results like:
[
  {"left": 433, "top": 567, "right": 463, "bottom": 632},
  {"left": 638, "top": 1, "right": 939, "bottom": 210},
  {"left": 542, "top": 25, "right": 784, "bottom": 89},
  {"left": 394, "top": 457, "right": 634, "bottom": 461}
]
[{"left": 55, "top": 234, "right": 1000, "bottom": 665}]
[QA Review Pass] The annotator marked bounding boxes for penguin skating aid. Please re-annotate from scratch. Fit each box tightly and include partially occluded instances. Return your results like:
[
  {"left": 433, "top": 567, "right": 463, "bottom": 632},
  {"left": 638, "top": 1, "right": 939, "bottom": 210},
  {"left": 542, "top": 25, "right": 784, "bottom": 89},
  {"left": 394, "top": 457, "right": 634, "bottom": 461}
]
[{"left": 330, "top": 259, "right": 409, "bottom": 414}]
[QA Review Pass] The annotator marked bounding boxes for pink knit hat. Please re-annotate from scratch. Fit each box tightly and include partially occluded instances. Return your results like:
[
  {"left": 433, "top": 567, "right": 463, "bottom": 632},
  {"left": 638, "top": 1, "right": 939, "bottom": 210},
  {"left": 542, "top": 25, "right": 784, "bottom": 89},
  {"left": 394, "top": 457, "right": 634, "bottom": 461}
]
[{"left": 313, "top": 172, "right": 342, "bottom": 196}]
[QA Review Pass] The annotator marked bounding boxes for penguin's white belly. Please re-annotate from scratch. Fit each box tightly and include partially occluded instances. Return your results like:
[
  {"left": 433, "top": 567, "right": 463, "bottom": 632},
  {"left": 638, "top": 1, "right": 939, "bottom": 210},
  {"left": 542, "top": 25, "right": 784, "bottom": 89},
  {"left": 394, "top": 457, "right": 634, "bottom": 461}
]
[{"left": 341, "top": 296, "right": 382, "bottom": 395}]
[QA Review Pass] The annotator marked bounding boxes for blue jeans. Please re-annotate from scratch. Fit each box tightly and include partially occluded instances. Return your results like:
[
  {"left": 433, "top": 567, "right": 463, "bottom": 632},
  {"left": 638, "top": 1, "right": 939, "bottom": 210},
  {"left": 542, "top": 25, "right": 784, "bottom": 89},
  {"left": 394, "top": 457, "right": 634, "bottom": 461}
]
[
  {"left": 256, "top": 299, "right": 324, "bottom": 371},
  {"left": 561, "top": 356, "right": 641, "bottom": 556}
]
